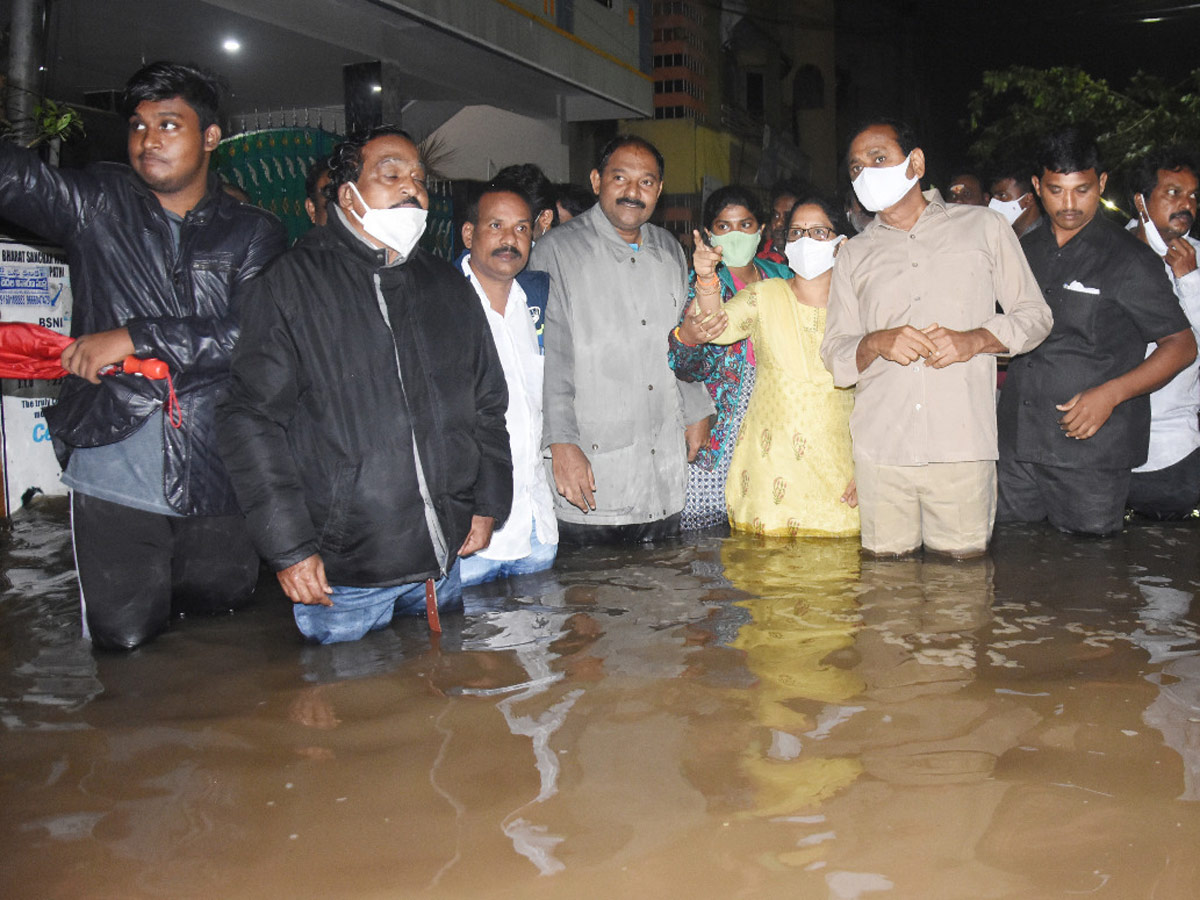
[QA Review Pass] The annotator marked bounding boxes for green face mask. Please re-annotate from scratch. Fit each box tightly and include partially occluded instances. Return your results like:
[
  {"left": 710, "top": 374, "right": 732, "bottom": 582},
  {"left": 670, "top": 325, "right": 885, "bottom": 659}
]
[{"left": 709, "top": 230, "right": 760, "bottom": 268}]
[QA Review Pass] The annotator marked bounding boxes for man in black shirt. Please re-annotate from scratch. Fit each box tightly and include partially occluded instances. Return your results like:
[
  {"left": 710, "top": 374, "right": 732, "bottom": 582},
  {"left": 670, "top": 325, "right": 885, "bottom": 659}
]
[{"left": 997, "top": 129, "right": 1196, "bottom": 535}]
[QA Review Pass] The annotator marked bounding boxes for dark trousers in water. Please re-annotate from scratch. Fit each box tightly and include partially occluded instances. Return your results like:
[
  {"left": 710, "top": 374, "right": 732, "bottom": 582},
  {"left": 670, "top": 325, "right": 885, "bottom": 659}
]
[
  {"left": 557, "top": 513, "right": 681, "bottom": 546},
  {"left": 1127, "top": 447, "right": 1200, "bottom": 520},
  {"left": 996, "top": 457, "right": 1130, "bottom": 536},
  {"left": 71, "top": 492, "right": 260, "bottom": 650}
]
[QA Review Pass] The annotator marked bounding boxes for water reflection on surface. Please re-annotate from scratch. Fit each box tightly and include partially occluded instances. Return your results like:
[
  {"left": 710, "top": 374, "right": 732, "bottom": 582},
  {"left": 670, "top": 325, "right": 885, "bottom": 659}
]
[{"left": 2, "top": 498, "right": 1200, "bottom": 898}]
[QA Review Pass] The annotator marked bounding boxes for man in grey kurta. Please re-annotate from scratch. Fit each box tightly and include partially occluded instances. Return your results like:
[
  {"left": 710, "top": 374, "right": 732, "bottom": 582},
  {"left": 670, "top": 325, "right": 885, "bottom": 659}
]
[{"left": 529, "top": 135, "right": 714, "bottom": 543}]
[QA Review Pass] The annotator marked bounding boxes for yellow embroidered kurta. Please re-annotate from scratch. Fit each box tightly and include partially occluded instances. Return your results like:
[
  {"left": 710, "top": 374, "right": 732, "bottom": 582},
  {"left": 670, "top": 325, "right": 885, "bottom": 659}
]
[{"left": 713, "top": 278, "right": 859, "bottom": 537}]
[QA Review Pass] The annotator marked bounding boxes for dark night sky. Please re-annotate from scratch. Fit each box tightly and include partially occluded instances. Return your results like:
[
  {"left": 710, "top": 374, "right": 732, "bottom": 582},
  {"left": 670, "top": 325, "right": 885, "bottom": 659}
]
[{"left": 845, "top": 0, "right": 1200, "bottom": 174}]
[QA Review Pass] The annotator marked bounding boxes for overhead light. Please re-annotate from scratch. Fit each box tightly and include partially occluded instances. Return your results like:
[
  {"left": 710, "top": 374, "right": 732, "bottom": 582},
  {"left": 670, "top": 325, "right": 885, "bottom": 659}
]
[
  {"left": 371, "top": 84, "right": 383, "bottom": 93},
  {"left": 223, "top": 38, "right": 241, "bottom": 53},
  {"left": 1140, "top": 17, "right": 1164, "bottom": 22}
]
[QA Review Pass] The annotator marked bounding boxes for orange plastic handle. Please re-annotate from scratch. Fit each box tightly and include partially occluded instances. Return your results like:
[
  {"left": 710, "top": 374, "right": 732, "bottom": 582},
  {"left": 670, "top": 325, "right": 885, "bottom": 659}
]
[{"left": 121, "top": 355, "right": 169, "bottom": 380}]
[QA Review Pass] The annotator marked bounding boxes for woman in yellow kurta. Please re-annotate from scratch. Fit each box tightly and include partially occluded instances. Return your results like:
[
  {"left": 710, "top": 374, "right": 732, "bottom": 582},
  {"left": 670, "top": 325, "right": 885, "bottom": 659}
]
[{"left": 680, "top": 197, "right": 858, "bottom": 537}]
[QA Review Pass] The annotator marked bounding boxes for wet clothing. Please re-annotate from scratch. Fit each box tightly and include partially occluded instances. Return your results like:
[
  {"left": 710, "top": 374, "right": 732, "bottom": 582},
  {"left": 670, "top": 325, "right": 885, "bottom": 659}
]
[
  {"left": 712, "top": 279, "right": 858, "bottom": 537},
  {"left": 0, "top": 143, "right": 286, "bottom": 515},
  {"left": 0, "top": 142, "right": 285, "bottom": 650},
  {"left": 217, "top": 209, "right": 512, "bottom": 589},
  {"left": 292, "top": 562, "right": 463, "bottom": 645},
  {"left": 998, "top": 214, "right": 1191, "bottom": 534},
  {"left": 823, "top": 191, "right": 1052, "bottom": 465},
  {"left": 1000, "top": 213, "right": 1190, "bottom": 471},
  {"left": 680, "top": 363, "right": 754, "bottom": 532},
  {"left": 822, "top": 190, "right": 1051, "bottom": 553},
  {"left": 556, "top": 513, "right": 682, "bottom": 546},
  {"left": 460, "top": 255, "right": 557, "bottom": 577},
  {"left": 71, "top": 492, "right": 259, "bottom": 650},
  {"left": 669, "top": 257, "right": 790, "bottom": 529},
  {"left": 997, "top": 457, "right": 1130, "bottom": 536},
  {"left": 459, "top": 519, "right": 557, "bottom": 586},
  {"left": 530, "top": 203, "right": 714, "bottom": 529},
  {"left": 1128, "top": 447, "right": 1200, "bottom": 520},
  {"left": 1128, "top": 231, "right": 1200, "bottom": 517},
  {"left": 856, "top": 459, "right": 996, "bottom": 555}
]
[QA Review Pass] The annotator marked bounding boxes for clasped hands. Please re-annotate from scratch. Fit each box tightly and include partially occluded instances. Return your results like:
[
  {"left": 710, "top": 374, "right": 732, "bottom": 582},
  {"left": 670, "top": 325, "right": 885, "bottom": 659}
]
[
  {"left": 870, "top": 322, "right": 984, "bottom": 369},
  {"left": 872, "top": 323, "right": 1114, "bottom": 440}
]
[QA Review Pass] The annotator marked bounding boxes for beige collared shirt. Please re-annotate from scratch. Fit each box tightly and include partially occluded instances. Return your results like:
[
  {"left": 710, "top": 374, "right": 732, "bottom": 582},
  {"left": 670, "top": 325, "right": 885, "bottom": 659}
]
[{"left": 821, "top": 189, "right": 1052, "bottom": 465}]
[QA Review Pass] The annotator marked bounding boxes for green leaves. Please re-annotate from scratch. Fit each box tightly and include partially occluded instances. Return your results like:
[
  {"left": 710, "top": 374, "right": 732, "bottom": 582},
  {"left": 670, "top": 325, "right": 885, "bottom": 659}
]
[
  {"left": 965, "top": 65, "right": 1200, "bottom": 183},
  {"left": 30, "top": 98, "right": 84, "bottom": 147},
  {"left": 0, "top": 90, "right": 85, "bottom": 148}
]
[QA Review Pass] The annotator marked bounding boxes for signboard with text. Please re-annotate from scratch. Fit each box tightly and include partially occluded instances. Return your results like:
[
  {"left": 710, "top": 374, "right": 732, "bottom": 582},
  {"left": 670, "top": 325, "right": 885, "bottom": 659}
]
[{"left": 0, "top": 240, "right": 72, "bottom": 517}]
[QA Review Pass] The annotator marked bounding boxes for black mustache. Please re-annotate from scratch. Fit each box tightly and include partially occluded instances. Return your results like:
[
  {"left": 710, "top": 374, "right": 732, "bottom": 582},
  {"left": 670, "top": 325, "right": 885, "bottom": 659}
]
[
  {"left": 390, "top": 197, "right": 423, "bottom": 209},
  {"left": 491, "top": 245, "right": 522, "bottom": 258},
  {"left": 617, "top": 198, "right": 646, "bottom": 209},
  {"left": 1170, "top": 211, "right": 1194, "bottom": 226}
]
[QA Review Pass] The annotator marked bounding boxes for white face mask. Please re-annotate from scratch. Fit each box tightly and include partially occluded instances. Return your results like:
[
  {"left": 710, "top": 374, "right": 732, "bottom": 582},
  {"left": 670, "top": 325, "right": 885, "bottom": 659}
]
[
  {"left": 988, "top": 194, "right": 1029, "bottom": 227},
  {"left": 1137, "top": 195, "right": 1171, "bottom": 257},
  {"left": 852, "top": 153, "right": 919, "bottom": 212},
  {"left": 785, "top": 235, "right": 842, "bottom": 280},
  {"left": 348, "top": 182, "right": 428, "bottom": 261}
]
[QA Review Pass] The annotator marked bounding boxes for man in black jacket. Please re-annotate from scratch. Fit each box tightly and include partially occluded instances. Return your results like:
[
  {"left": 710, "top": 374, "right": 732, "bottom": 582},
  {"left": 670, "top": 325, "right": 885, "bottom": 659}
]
[
  {"left": 217, "top": 126, "right": 512, "bottom": 644},
  {"left": 0, "top": 61, "right": 286, "bottom": 650}
]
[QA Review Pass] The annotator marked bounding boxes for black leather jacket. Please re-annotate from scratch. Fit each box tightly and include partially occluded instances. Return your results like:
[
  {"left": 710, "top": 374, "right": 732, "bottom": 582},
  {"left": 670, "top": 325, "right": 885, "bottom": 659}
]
[
  {"left": 0, "top": 143, "right": 286, "bottom": 515},
  {"left": 217, "top": 211, "right": 513, "bottom": 586}
]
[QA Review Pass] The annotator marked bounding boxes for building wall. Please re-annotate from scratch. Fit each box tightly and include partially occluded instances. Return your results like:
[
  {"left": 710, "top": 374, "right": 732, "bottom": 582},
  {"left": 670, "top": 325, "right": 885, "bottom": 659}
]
[
  {"left": 389, "top": 0, "right": 653, "bottom": 117},
  {"left": 429, "top": 106, "right": 570, "bottom": 182}
]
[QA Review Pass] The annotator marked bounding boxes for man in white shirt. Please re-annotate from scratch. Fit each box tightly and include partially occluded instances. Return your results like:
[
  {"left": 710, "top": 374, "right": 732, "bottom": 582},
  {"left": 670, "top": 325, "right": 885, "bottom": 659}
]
[
  {"left": 1126, "top": 148, "right": 1200, "bottom": 518},
  {"left": 459, "top": 182, "right": 559, "bottom": 583}
]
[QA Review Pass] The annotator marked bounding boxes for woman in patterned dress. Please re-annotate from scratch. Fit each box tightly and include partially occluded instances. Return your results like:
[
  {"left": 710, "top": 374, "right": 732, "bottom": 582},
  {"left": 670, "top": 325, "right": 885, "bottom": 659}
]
[
  {"left": 679, "top": 196, "right": 859, "bottom": 537},
  {"left": 668, "top": 186, "right": 791, "bottom": 531}
]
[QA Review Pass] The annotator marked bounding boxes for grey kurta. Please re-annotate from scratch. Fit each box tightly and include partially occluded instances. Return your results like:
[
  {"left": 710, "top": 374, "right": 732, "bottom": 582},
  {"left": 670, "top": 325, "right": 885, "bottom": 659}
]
[{"left": 530, "top": 203, "right": 715, "bottom": 525}]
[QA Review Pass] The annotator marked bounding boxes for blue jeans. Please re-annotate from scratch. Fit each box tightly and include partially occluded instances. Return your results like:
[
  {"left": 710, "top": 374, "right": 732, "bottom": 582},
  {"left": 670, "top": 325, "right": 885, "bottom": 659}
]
[
  {"left": 459, "top": 521, "right": 558, "bottom": 586},
  {"left": 293, "top": 561, "right": 463, "bottom": 644}
]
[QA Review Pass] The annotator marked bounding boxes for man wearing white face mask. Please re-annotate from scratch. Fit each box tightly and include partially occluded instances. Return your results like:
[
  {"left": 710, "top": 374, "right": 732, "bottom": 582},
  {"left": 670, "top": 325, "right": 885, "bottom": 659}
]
[
  {"left": 1124, "top": 147, "right": 1200, "bottom": 518},
  {"left": 821, "top": 119, "right": 1053, "bottom": 557},
  {"left": 218, "top": 126, "right": 513, "bottom": 643},
  {"left": 988, "top": 167, "right": 1043, "bottom": 238}
]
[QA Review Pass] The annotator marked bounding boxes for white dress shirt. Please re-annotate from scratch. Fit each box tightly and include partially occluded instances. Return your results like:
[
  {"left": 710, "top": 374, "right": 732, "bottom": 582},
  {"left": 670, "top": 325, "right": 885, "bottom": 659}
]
[
  {"left": 1124, "top": 225, "right": 1200, "bottom": 472},
  {"left": 462, "top": 256, "right": 558, "bottom": 558}
]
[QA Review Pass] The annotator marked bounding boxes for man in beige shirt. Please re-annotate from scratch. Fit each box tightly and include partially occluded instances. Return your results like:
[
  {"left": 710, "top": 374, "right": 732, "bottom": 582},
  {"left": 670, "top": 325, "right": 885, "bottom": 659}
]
[{"left": 821, "top": 119, "right": 1053, "bottom": 556}]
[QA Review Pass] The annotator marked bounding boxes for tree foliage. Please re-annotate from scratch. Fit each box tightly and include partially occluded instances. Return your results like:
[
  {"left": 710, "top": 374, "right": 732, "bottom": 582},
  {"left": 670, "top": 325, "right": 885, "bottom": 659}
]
[
  {"left": 1, "top": 88, "right": 85, "bottom": 148},
  {"left": 965, "top": 66, "right": 1200, "bottom": 184}
]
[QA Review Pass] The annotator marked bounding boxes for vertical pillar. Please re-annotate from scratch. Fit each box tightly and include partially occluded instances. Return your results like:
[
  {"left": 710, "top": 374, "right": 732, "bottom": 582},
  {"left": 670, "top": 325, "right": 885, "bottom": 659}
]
[
  {"left": 5, "top": 0, "right": 46, "bottom": 146},
  {"left": 343, "top": 61, "right": 407, "bottom": 134}
]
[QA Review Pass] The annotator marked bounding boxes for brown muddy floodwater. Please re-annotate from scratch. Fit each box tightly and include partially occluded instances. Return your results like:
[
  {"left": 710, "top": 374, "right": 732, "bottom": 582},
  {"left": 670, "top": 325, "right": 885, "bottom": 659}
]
[{"left": 2, "top": 497, "right": 1200, "bottom": 899}]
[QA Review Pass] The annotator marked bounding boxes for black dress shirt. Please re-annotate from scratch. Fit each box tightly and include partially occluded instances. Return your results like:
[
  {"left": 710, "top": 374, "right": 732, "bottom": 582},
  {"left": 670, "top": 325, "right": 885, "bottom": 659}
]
[{"left": 998, "top": 212, "right": 1189, "bottom": 469}]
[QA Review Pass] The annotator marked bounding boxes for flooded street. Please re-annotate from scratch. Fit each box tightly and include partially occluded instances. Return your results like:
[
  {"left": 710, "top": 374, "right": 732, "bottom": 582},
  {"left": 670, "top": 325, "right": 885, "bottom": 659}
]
[{"left": 2, "top": 498, "right": 1200, "bottom": 899}]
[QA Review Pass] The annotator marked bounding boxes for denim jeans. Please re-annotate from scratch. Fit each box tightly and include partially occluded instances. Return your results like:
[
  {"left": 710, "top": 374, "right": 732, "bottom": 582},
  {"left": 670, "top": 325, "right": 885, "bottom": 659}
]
[
  {"left": 459, "top": 521, "right": 558, "bottom": 587},
  {"left": 293, "top": 561, "right": 463, "bottom": 644}
]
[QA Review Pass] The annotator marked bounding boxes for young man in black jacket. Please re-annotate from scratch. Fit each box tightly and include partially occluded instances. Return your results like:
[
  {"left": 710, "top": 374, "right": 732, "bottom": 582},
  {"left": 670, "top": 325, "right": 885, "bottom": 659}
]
[
  {"left": 0, "top": 61, "right": 286, "bottom": 650},
  {"left": 218, "top": 126, "right": 512, "bottom": 644}
]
